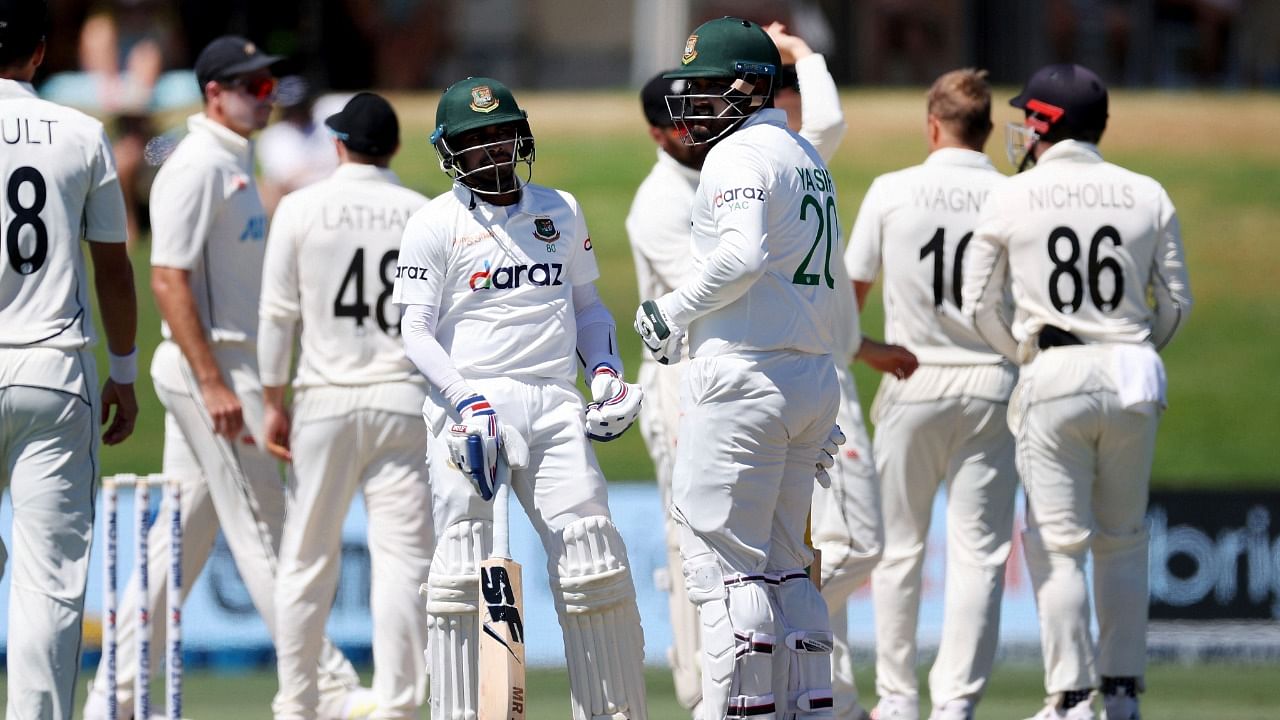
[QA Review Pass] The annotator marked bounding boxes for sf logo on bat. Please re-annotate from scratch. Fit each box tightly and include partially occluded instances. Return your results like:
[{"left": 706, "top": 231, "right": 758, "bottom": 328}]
[{"left": 482, "top": 566, "right": 524, "bottom": 646}]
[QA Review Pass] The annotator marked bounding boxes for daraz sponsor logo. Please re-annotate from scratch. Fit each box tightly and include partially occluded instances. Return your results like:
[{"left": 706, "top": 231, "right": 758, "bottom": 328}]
[{"left": 469, "top": 261, "right": 565, "bottom": 291}]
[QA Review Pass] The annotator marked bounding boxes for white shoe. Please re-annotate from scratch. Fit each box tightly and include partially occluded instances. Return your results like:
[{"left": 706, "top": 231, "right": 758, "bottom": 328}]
[
  {"left": 870, "top": 694, "right": 919, "bottom": 720},
  {"left": 1101, "top": 693, "right": 1140, "bottom": 720},
  {"left": 82, "top": 682, "right": 130, "bottom": 720},
  {"left": 1024, "top": 699, "right": 1096, "bottom": 720},
  {"left": 318, "top": 686, "right": 378, "bottom": 720},
  {"left": 928, "top": 698, "right": 974, "bottom": 720}
]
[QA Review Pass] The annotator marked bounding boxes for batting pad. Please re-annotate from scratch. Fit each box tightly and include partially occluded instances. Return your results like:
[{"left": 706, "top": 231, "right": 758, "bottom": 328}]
[
  {"left": 424, "top": 519, "right": 490, "bottom": 719},
  {"left": 772, "top": 573, "right": 835, "bottom": 718},
  {"left": 554, "top": 516, "right": 648, "bottom": 720}
]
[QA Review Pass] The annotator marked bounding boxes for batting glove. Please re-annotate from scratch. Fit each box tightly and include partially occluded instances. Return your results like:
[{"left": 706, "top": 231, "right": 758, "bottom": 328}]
[
  {"left": 814, "top": 424, "right": 846, "bottom": 489},
  {"left": 634, "top": 298, "right": 685, "bottom": 365},
  {"left": 447, "top": 395, "right": 530, "bottom": 501},
  {"left": 585, "top": 365, "right": 643, "bottom": 442}
]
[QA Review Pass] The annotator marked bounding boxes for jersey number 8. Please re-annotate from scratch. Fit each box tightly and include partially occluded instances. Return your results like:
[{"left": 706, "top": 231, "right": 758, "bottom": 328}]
[
  {"left": 334, "top": 247, "right": 400, "bottom": 335},
  {"left": 4, "top": 167, "right": 48, "bottom": 276}
]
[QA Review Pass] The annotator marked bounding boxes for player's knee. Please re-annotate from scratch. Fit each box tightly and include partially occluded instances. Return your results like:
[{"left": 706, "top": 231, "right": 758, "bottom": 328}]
[
  {"left": 1028, "top": 521, "right": 1091, "bottom": 557},
  {"left": 553, "top": 516, "right": 636, "bottom": 611},
  {"left": 1092, "top": 525, "right": 1148, "bottom": 557},
  {"left": 774, "top": 573, "right": 835, "bottom": 716},
  {"left": 424, "top": 519, "right": 489, "bottom": 615}
]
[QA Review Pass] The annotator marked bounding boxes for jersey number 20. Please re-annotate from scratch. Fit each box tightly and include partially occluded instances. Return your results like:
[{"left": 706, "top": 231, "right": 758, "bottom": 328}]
[
  {"left": 334, "top": 248, "right": 400, "bottom": 334},
  {"left": 4, "top": 167, "right": 48, "bottom": 276},
  {"left": 793, "top": 193, "right": 838, "bottom": 289}
]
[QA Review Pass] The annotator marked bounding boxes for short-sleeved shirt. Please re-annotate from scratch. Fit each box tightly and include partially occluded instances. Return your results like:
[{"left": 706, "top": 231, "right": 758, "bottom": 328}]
[
  {"left": 259, "top": 163, "right": 428, "bottom": 389},
  {"left": 0, "top": 79, "right": 127, "bottom": 352},
  {"left": 393, "top": 183, "right": 599, "bottom": 384},
  {"left": 845, "top": 148, "right": 1006, "bottom": 365},
  {"left": 150, "top": 113, "right": 268, "bottom": 343}
]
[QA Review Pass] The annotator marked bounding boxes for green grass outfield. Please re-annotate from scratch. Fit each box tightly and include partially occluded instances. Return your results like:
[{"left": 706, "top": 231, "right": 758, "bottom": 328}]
[
  {"left": 87, "top": 89, "right": 1280, "bottom": 486},
  {"left": 3, "top": 663, "right": 1278, "bottom": 718}
]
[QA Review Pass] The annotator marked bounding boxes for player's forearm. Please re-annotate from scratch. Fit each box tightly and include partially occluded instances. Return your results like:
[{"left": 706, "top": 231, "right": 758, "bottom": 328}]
[
  {"left": 665, "top": 228, "right": 765, "bottom": 327},
  {"left": 400, "top": 303, "right": 473, "bottom": 408},
  {"left": 573, "top": 284, "right": 622, "bottom": 373},
  {"left": 1150, "top": 220, "right": 1193, "bottom": 350},
  {"left": 151, "top": 266, "right": 223, "bottom": 386},
  {"left": 262, "top": 384, "right": 287, "bottom": 410},
  {"left": 257, "top": 314, "right": 296, "bottom": 388},
  {"left": 853, "top": 280, "right": 873, "bottom": 311},
  {"left": 88, "top": 242, "right": 138, "bottom": 357},
  {"left": 961, "top": 239, "right": 1019, "bottom": 361},
  {"left": 796, "top": 54, "right": 847, "bottom": 162}
]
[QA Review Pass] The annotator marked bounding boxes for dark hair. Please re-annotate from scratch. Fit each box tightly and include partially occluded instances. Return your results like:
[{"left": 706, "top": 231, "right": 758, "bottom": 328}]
[
  {"left": 0, "top": 0, "right": 49, "bottom": 68},
  {"left": 927, "top": 68, "right": 993, "bottom": 150}
]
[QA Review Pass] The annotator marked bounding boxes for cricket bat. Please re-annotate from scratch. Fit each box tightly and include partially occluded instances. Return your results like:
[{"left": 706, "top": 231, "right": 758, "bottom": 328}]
[
  {"left": 478, "top": 454, "right": 526, "bottom": 719},
  {"left": 805, "top": 512, "right": 822, "bottom": 589}
]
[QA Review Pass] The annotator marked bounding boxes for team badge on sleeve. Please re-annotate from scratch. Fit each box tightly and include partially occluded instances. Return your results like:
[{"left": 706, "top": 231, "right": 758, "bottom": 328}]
[{"left": 533, "top": 217, "right": 560, "bottom": 243}]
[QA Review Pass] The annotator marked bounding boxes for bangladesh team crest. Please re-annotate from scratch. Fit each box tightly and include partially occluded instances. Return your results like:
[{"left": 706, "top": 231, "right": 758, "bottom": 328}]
[
  {"left": 533, "top": 217, "right": 560, "bottom": 243},
  {"left": 470, "top": 85, "right": 499, "bottom": 113},
  {"left": 682, "top": 34, "right": 699, "bottom": 64}
]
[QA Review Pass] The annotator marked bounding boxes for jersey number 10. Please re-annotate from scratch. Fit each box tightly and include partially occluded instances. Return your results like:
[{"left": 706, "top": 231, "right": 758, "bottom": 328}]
[
  {"left": 4, "top": 167, "right": 48, "bottom": 276},
  {"left": 334, "top": 247, "right": 400, "bottom": 335}
]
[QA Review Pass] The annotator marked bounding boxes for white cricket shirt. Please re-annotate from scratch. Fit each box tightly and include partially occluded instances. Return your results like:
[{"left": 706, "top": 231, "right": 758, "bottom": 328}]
[
  {"left": 845, "top": 148, "right": 1007, "bottom": 365},
  {"left": 393, "top": 183, "right": 599, "bottom": 383},
  {"left": 0, "top": 79, "right": 127, "bottom": 352},
  {"left": 150, "top": 113, "right": 268, "bottom": 343},
  {"left": 259, "top": 163, "right": 428, "bottom": 388},
  {"left": 667, "top": 109, "right": 845, "bottom": 358},
  {"left": 963, "top": 140, "right": 1192, "bottom": 361}
]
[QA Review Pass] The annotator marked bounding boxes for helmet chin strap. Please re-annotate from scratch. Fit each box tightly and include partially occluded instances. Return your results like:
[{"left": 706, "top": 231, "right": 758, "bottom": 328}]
[{"left": 1018, "top": 139, "right": 1040, "bottom": 172}]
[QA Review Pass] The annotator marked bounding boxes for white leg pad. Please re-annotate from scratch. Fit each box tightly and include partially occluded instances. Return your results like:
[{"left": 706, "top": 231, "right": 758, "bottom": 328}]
[
  {"left": 425, "top": 519, "right": 490, "bottom": 720},
  {"left": 555, "top": 516, "right": 648, "bottom": 720},
  {"left": 774, "top": 573, "right": 835, "bottom": 719},
  {"left": 685, "top": 552, "right": 779, "bottom": 720}
]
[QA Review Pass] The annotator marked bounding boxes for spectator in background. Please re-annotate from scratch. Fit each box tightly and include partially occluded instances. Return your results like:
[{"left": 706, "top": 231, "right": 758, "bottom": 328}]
[{"left": 257, "top": 76, "right": 341, "bottom": 215}]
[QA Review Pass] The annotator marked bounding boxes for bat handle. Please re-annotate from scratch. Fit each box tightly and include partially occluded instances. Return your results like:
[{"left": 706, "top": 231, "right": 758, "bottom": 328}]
[{"left": 492, "top": 457, "right": 511, "bottom": 559}]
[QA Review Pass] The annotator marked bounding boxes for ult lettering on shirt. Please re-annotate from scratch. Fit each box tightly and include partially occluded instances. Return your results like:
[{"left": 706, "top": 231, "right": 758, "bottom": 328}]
[{"left": 0, "top": 117, "right": 57, "bottom": 145}]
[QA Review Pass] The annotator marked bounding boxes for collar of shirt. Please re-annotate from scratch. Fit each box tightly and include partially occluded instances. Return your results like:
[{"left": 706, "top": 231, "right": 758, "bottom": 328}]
[
  {"left": 0, "top": 78, "right": 37, "bottom": 100},
  {"left": 740, "top": 107, "right": 788, "bottom": 132},
  {"left": 187, "top": 112, "right": 253, "bottom": 164},
  {"left": 1037, "top": 139, "right": 1103, "bottom": 165},
  {"left": 330, "top": 162, "right": 400, "bottom": 185},
  {"left": 924, "top": 146, "right": 995, "bottom": 170},
  {"left": 657, "top": 147, "right": 702, "bottom": 184}
]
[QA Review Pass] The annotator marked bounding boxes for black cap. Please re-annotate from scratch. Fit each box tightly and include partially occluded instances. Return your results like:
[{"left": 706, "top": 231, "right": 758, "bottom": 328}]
[
  {"left": 0, "top": 0, "right": 49, "bottom": 65},
  {"left": 640, "top": 71, "right": 685, "bottom": 128},
  {"left": 194, "top": 35, "right": 281, "bottom": 89},
  {"left": 1010, "top": 63, "right": 1108, "bottom": 139},
  {"left": 325, "top": 92, "right": 399, "bottom": 156}
]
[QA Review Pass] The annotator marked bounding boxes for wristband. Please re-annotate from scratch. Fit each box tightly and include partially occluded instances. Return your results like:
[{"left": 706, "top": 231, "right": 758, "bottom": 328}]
[
  {"left": 592, "top": 363, "right": 619, "bottom": 378},
  {"left": 109, "top": 347, "right": 138, "bottom": 384}
]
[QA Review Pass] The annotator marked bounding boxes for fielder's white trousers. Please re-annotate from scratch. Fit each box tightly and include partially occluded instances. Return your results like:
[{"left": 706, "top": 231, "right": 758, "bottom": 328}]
[
  {"left": 274, "top": 384, "right": 433, "bottom": 720},
  {"left": 86, "top": 341, "right": 359, "bottom": 715},
  {"left": 1012, "top": 346, "right": 1158, "bottom": 695},
  {"left": 1, "top": 349, "right": 98, "bottom": 720},
  {"left": 869, "top": 364, "right": 1017, "bottom": 707}
]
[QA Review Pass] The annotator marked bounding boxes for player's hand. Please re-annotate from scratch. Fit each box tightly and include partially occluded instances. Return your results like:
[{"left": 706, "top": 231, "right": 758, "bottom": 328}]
[
  {"left": 814, "top": 424, "right": 845, "bottom": 488},
  {"left": 200, "top": 377, "right": 244, "bottom": 441},
  {"left": 263, "top": 403, "right": 292, "bottom": 462},
  {"left": 856, "top": 338, "right": 919, "bottom": 380},
  {"left": 585, "top": 365, "right": 643, "bottom": 442},
  {"left": 100, "top": 379, "right": 138, "bottom": 445},
  {"left": 634, "top": 298, "right": 684, "bottom": 365},
  {"left": 447, "top": 395, "right": 530, "bottom": 500},
  {"left": 764, "top": 21, "right": 814, "bottom": 64}
]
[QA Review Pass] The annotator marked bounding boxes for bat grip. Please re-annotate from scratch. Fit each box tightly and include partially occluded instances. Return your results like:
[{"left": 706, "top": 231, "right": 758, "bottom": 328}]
[{"left": 492, "top": 457, "right": 511, "bottom": 559}]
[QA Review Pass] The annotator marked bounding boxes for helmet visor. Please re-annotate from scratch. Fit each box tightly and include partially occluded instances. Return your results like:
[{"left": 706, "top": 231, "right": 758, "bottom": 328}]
[
  {"left": 435, "top": 126, "right": 534, "bottom": 195},
  {"left": 665, "top": 74, "right": 772, "bottom": 146},
  {"left": 1004, "top": 121, "right": 1039, "bottom": 172}
]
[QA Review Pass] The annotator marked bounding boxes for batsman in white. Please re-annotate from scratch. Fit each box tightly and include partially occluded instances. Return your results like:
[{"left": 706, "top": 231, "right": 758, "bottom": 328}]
[
  {"left": 960, "top": 64, "right": 1193, "bottom": 720},
  {"left": 394, "top": 76, "right": 648, "bottom": 719},
  {"left": 844, "top": 69, "right": 1016, "bottom": 720},
  {"left": 0, "top": 2, "right": 138, "bottom": 716},
  {"left": 259, "top": 92, "right": 434, "bottom": 720},
  {"left": 82, "top": 36, "right": 368, "bottom": 720},
  {"left": 634, "top": 17, "right": 864, "bottom": 719},
  {"left": 626, "top": 22, "right": 914, "bottom": 720}
]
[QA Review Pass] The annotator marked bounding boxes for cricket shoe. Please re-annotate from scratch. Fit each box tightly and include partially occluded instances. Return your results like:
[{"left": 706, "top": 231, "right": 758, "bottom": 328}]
[
  {"left": 870, "top": 693, "right": 919, "bottom": 720},
  {"left": 1101, "top": 693, "right": 1140, "bottom": 720},
  {"left": 928, "top": 698, "right": 974, "bottom": 720},
  {"left": 319, "top": 686, "right": 378, "bottom": 720},
  {"left": 1023, "top": 699, "right": 1096, "bottom": 720}
]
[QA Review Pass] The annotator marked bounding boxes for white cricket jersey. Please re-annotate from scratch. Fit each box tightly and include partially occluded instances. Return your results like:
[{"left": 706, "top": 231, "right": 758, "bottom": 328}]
[
  {"left": 259, "top": 163, "right": 428, "bottom": 388},
  {"left": 0, "top": 79, "right": 127, "bottom": 351},
  {"left": 627, "top": 149, "right": 700, "bottom": 302},
  {"left": 845, "top": 148, "right": 1006, "bottom": 365},
  {"left": 150, "top": 113, "right": 268, "bottom": 343},
  {"left": 963, "top": 141, "right": 1192, "bottom": 360},
  {"left": 393, "top": 182, "right": 599, "bottom": 383},
  {"left": 668, "top": 109, "right": 845, "bottom": 358}
]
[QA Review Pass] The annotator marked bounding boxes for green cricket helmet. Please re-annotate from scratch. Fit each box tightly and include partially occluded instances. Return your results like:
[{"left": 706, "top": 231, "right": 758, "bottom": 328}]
[
  {"left": 430, "top": 77, "right": 534, "bottom": 195},
  {"left": 663, "top": 17, "right": 780, "bottom": 146}
]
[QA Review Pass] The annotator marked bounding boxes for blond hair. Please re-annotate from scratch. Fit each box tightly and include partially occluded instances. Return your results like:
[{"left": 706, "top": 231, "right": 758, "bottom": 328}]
[{"left": 927, "top": 68, "right": 993, "bottom": 149}]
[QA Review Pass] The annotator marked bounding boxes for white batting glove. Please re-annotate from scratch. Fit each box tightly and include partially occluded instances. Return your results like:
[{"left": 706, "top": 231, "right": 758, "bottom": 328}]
[
  {"left": 585, "top": 365, "right": 643, "bottom": 442},
  {"left": 814, "top": 424, "right": 846, "bottom": 489},
  {"left": 446, "top": 395, "right": 529, "bottom": 500},
  {"left": 634, "top": 298, "right": 684, "bottom": 365}
]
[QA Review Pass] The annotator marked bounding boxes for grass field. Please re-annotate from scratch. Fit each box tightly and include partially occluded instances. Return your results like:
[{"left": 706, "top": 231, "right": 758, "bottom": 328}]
[
  {"left": 82, "top": 89, "right": 1280, "bottom": 486},
  {"left": 3, "top": 663, "right": 1278, "bottom": 718}
]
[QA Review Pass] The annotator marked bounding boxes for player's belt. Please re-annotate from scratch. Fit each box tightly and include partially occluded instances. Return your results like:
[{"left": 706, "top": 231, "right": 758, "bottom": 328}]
[{"left": 1037, "top": 325, "right": 1085, "bottom": 349}]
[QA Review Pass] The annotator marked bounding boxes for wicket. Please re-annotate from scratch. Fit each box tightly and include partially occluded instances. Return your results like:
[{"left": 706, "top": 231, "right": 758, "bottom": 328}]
[{"left": 102, "top": 474, "right": 183, "bottom": 720}]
